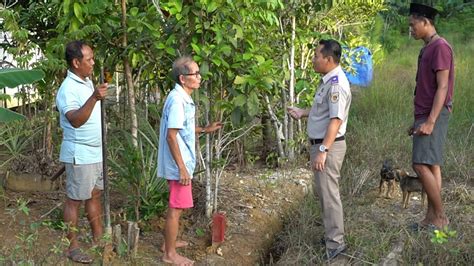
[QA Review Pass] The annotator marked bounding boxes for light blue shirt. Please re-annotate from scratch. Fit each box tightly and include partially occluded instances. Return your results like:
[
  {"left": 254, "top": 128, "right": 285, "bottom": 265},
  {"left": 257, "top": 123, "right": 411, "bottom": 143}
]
[
  {"left": 56, "top": 70, "right": 102, "bottom": 164},
  {"left": 157, "top": 84, "right": 196, "bottom": 180}
]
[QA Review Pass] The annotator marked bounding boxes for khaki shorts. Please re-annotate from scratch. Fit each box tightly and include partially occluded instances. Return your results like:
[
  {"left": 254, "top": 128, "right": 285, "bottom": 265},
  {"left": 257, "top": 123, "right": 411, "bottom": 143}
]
[
  {"left": 412, "top": 107, "right": 450, "bottom": 166},
  {"left": 65, "top": 162, "right": 103, "bottom": 200}
]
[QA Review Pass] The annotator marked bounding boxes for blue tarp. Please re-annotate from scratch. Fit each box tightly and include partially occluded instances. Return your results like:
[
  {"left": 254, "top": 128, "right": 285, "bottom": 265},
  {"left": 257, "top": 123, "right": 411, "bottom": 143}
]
[{"left": 344, "top": 46, "right": 373, "bottom": 87}]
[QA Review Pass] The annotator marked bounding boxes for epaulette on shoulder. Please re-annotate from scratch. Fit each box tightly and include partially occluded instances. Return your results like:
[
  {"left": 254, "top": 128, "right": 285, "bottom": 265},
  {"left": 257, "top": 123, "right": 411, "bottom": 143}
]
[{"left": 330, "top": 76, "right": 339, "bottom": 84}]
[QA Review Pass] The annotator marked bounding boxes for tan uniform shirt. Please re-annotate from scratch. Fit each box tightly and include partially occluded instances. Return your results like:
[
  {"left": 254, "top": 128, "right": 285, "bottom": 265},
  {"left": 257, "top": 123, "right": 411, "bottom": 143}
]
[{"left": 307, "top": 65, "right": 351, "bottom": 139}]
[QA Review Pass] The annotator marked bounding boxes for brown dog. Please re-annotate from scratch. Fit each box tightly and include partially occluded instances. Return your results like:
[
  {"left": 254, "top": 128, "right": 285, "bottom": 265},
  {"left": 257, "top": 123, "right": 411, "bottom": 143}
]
[
  {"left": 395, "top": 169, "right": 425, "bottom": 209},
  {"left": 379, "top": 160, "right": 398, "bottom": 198}
]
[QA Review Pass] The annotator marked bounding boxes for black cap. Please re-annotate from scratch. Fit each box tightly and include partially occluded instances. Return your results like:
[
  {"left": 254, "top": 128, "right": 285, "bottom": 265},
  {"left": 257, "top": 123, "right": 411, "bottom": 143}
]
[{"left": 410, "top": 3, "right": 438, "bottom": 20}]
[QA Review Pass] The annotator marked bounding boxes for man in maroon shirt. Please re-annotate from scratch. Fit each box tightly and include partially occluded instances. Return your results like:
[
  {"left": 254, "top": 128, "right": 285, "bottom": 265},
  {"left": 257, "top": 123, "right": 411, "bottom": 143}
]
[{"left": 408, "top": 3, "right": 454, "bottom": 229}]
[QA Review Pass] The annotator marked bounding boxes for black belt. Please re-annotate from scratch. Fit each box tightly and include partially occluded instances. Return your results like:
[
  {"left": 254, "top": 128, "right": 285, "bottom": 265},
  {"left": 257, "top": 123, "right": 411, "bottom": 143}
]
[{"left": 309, "top": 136, "right": 345, "bottom": 145}]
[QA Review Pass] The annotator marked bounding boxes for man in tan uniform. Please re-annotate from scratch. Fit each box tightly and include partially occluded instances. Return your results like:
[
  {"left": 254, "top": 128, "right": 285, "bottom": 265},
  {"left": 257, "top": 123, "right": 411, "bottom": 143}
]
[{"left": 288, "top": 39, "right": 351, "bottom": 261}]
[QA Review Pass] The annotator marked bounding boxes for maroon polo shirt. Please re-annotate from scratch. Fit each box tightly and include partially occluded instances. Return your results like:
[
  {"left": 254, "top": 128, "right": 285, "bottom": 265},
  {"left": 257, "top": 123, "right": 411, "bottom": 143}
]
[{"left": 414, "top": 38, "right": 455, "bottom": 120}]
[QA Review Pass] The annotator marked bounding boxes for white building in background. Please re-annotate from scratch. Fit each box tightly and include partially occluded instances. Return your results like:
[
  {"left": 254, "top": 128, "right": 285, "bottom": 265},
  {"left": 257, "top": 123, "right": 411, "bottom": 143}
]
[{"left": 1, "top": 19, "right": 44, "bottom": 108}]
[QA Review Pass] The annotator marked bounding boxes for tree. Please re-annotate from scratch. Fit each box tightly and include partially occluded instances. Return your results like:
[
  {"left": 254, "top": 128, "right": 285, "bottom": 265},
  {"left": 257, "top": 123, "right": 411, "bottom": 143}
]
[{"left": 1, "top": 0, "right": 386, "bottom": 219}]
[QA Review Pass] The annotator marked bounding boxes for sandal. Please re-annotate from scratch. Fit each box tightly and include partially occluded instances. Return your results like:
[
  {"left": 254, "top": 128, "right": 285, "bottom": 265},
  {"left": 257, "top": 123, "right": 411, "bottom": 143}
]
[
  {"left": 408, "top": 222, "right": 439, "bottom": 232},
  {"left": 66, "top": 248, "right": 93, "bottom": 264}
]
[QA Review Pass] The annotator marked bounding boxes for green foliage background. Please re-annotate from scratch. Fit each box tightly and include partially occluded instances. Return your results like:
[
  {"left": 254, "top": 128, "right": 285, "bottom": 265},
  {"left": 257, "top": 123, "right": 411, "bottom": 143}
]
[{"left": 1, "top": 0, "right": 471, "bottom": 226}]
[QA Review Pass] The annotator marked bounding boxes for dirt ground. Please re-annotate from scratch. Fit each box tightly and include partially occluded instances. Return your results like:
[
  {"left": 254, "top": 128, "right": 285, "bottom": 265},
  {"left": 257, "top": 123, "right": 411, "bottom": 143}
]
[
  {"left": 2, "top": 161, "right": 471, "bottom": 265},
  {"left": 0, "top": 166, "right": 313, "bottom": 265}
]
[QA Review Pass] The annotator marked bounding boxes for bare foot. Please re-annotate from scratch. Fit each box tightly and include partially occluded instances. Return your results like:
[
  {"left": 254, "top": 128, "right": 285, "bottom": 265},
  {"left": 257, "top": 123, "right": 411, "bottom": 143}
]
[
  {"left": 161, "top": 240, "right": 189, "bottom": 252},
  {"left": 162, "top": 253, "right": 194, "bottom": 265},
  {"left": 420, "top": 211, "right": 436, "bottom": 226},
  {"left": 433, "top": 216, "right": 450, "bottom": 228},
  {"left": 424, "top": 216, "right": 450, "bottom": 229}
]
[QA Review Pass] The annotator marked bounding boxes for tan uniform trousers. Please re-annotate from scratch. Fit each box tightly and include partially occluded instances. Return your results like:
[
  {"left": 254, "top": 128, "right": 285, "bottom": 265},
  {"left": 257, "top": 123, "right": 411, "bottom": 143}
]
[{"left": 310, "top": 140, "right": 346, "bottom": 249}]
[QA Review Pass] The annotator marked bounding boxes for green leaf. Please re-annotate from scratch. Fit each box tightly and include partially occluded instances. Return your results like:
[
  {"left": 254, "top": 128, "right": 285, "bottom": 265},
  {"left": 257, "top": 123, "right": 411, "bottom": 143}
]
[
  {"left": 195, "top": 228, "right": 205, "bottom": 237},
  {"left": 130, "top": 7, "right": 139, "bottom": 16},
  {"left": 73, "top": 2, "right": 84, "bottom": 24},
  {"left": 233, "top": 94, "right": 246, "bottom": 107},
  {"left": 233, "top": 75, "right": 246, "bottom": 85},
  {"left": 0, "top": 69, "right": 45, "bottom": 89},
  {"left": 70, "top": 18, "right": 80, "bottom": 32},
  {"left": 132, "top": 53, "right": 139, "bottom": 68},
  {"left": 211, "top": 57, "right": 221, "bottom": 66},
  {"left": 247, "top": 77, "right": 257, "bottom": 86},
  {"left": 233, "top": 25, "right": 243, "bottom": 39},
  {"left": 175, "top": 0, "right": 183, "bottom": 12},
  {"left": 243, "top": 53, "right": 253, "bottom": 60},
  {"left": 231, "top": 109, "right": 242, "bottom": 126},
  {"left": 191, "top": 43, "right": 201, "bottom": 54},
  {"left": 142, "top": 21, "right": 157, "bottom": 31},
  {"left": 155, "top": 42, "right": 165, "bottom": 49},
  {"left": 247, "top": 91, "right": 260, "bottom": 117},
  {"left": 0, "top": 107, "right": 26, "bottom": 123},
  {"left": 263, "top": 77, "right": 273, "bottom": 86},
  {"left": 255, "top": 55, "right": 265, "bottom": 64},
  {"left": 200, "top": 61, "right": 209, "bottom": 76},
  {"left": 207, "top": 1, "right": 218, "bottom": 13},
  {"left": 63, "top": 0, "right": 71, "bottom": 15},
  {"left": 219, "top": 45, "right": 231, "bottom": 56},
  {"left": 165, "top": 47, "right": 176, "bottom": 56}
]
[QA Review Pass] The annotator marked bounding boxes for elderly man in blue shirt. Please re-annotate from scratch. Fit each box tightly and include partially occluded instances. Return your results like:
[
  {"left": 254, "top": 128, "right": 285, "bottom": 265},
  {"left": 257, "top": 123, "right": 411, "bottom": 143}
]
[
  {"left": 56, "top": 40, "right": 108, "bottom": 264},
  {"left": 158, "top": 56, "right": 221, "bottom": 265}
]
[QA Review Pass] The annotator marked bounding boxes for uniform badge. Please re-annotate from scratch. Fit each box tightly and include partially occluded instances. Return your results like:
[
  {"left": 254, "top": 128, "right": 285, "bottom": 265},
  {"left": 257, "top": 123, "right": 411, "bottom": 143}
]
[
  {"left": 331, "top": 92, "right": 340, "bottom": 103},
  {"left": 330, "top": 76, "right": 339, "bottom": 84}
]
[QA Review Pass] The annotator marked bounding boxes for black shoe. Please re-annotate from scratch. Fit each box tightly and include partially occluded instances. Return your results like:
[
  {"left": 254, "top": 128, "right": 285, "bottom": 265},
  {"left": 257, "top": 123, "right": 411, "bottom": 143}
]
[{"left": 323, "top": 244, "right": 347, "bottom": 261}]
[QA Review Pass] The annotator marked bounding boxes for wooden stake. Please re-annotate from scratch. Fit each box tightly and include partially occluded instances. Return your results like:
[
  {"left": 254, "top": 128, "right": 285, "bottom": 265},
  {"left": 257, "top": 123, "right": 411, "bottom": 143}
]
[
  {"left": 113, "top": 224, "right": 122, "bottom": 249},
  {"left": 127, "top": 221, "right": 140, "bottom": 256},
  {"left": 100, "top": 67, "right": 112, "bottom": 236}
]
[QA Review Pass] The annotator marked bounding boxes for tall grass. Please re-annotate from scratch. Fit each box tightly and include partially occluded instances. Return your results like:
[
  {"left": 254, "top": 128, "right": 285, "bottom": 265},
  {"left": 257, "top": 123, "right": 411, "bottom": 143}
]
[{"left": 271, "top": 22, "right": 473, "bottom": 265}]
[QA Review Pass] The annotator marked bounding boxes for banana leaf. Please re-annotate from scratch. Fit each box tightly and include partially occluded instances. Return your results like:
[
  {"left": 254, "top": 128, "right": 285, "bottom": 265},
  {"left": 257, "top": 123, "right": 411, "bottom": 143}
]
[
  {"left": 0, "top": 68, "right": 45, "bottom": 88},
  {"left": 0, "top": 107, "right": 26, "bottom": 122}
]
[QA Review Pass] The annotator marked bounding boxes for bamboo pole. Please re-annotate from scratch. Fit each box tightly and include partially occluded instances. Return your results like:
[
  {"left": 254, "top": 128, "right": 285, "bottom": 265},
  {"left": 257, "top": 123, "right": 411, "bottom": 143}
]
[{"left": 100, "top": 67, "right": 112, "bottom": 236}]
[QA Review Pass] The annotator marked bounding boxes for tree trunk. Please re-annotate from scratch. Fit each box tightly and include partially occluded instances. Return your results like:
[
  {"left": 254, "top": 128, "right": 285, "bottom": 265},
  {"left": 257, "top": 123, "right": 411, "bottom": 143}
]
[
  {"left": 204, "top": 86, "right": 213, "bottom": 218},
  {"left": 45, "top": 111, "right": 53, "bottom": 158},
  {"left": 121, "top": 0, "right": 138, "bottom": 147},
  {"left": 211, "top": 81, "right": 226, "bottom": 213},
  {"left": 264, "top": 94, "right": 285, "bottom": 158},
  {"left": 287, "top": 15, "right": 296, "bottom": 160},
  {"left": 44, "top": 79, "right": 57, "bottom": 161},
  {"left": 281, "top": 66, "right": 289, "bottom": 156},
  {"left": 261, "top": 114, "right": 272, "bottom": 160}
]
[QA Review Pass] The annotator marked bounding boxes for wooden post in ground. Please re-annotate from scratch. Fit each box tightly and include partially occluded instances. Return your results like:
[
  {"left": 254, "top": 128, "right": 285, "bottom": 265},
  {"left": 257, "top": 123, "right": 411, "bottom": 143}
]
[
  {"left": 113, "top": 224, "right": 122, "bottom": 249},
  {"left": 127, "top": 221, "right": 140, "bottom": 256},
  {"left": 100, "top": 67, "right": 115, "bottom": 263}
]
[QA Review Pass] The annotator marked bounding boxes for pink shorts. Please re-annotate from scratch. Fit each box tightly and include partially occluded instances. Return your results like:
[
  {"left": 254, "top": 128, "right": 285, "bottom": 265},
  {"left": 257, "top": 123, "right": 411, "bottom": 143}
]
[{"left": 168, "top": 180, "right": 194, "bottom": 209}]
